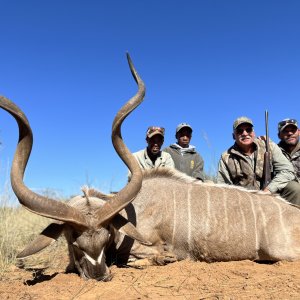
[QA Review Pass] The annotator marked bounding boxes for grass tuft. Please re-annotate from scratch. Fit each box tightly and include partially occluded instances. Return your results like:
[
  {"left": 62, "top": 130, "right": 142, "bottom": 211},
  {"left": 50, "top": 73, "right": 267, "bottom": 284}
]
[{"left": 0, "top": 182, "right": 68, "bottom": 277}]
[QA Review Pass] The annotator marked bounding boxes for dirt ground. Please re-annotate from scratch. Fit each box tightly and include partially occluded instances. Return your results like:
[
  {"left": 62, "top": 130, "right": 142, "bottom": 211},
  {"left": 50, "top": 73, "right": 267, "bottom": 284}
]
[{"left": 1, "top": 254, "right": 300, "bottom": 300}]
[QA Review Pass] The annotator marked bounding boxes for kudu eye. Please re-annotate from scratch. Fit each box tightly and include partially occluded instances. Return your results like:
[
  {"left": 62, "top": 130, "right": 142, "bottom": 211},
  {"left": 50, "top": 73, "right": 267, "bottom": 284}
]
[{"left": 72, "top": 241, "right": 79, "bottom": 248}]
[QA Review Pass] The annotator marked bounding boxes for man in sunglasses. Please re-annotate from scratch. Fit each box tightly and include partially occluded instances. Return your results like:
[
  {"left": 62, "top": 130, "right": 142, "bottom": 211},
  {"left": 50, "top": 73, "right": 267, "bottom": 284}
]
[
  {"left": 278, "top": 118, "right": 300, "bottom": 180},
  {"left": 217, "top": 117, "right": 300, "bottom": 205},
  {"left": 163, "top": 123, "right": 205, "bottom": 181},
  {"left": 129, "top": 126, "right": 175, "bottom": 177}
]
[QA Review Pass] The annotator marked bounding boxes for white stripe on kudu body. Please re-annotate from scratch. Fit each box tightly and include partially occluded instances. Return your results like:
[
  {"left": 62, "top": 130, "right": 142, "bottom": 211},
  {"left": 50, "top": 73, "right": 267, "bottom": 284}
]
[
  {"left": 249, "top": 194, "right": 259, "bottom": 251},
  {"left": 272, "top": 199, "right": 288, "bottom": 251},
  {"left": 255, "top": 193, "right": 271, "bottom": 251},
  {"left": 187, "top": 185, "right": 192, "bottom": 253},
  {"left": 171, "top": 189, "right": 177, "bottom": 246},
  {"left": 222, "top": 188, "right": 229, "bottom": 242},
  {"left": 204, "top": 188, "right": 211, "bottom": 248},
  {"left": 237, "top": 191, "right": 247, "bottom": 250}
]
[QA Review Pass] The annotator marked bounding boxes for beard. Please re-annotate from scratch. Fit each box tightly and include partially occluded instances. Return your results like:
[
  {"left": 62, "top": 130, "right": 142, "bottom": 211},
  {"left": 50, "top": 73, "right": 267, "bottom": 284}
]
[{"left": 283, "top": 135, "right": 299, "bottom": 146}]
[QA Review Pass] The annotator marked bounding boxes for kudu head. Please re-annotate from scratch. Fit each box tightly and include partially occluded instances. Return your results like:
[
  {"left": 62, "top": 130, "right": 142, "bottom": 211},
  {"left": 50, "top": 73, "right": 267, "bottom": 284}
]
[{"left": 0, "top": 53, "right": 148, "bottom": 281}]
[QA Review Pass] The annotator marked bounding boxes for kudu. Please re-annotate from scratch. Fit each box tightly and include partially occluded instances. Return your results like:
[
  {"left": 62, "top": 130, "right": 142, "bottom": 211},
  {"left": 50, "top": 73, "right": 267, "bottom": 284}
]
[{"left": 2, "top": 55, "right": 300, "bottom": 282}]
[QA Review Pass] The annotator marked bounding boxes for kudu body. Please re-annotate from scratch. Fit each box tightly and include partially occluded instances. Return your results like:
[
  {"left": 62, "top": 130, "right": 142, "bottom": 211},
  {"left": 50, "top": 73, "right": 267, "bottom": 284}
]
[
  {"left": 117, "top": 170, "right": 300, "bottom": 263},
  {"left": 2, "top": 54, "right": 300, "bottom": 282}
]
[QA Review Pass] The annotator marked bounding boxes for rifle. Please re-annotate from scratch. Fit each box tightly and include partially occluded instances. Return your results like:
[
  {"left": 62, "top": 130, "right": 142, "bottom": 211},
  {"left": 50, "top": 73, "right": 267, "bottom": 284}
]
[{"left": 262, "top": 110, "right": 272, "bottom": 190}]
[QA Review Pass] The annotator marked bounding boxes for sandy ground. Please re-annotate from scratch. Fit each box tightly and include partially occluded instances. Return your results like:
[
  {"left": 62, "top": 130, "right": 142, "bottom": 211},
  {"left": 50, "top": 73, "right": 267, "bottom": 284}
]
[{"left": 1, "top": 254, "right": 300, "bottom": 300}]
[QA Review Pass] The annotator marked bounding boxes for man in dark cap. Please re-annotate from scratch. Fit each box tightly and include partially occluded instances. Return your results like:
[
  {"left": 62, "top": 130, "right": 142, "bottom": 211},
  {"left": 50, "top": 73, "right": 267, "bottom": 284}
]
[
  {"left": 163, "top": 123, "right": 205, "bottom": 180},
  {"left": 217, "top": 116, "right": 300, "bottom": 205},
  {"left": 278, "top": 118, "right": 300, "bottom": 180}
]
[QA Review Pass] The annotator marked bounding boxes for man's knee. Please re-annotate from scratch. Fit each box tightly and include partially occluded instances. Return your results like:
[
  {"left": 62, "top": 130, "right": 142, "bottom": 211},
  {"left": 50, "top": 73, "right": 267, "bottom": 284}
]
[{"left": 280, "top": 181, "right": 300, "bottom": 205}]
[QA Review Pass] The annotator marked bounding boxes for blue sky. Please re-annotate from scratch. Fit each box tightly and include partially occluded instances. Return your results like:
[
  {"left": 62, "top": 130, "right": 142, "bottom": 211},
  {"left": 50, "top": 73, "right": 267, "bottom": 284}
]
[{"left": 0, "top": 0, "right": 300, "bottom": 198}]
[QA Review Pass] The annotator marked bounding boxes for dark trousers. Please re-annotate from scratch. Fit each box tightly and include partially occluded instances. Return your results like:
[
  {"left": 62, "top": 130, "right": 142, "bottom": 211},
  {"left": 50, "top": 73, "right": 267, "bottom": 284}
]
[{"left": 280, "top": 181, "right": 300, "bottom": 205}]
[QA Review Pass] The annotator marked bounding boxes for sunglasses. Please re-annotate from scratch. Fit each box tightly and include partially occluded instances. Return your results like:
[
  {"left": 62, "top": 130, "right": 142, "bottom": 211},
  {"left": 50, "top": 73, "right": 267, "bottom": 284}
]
[
  {"left": 278, "top": 119, "right": 298, "bottom": 128},
  {"left": 281, "top": 126, "right": 298, "bottom": 134},
  {"left": 235, "top": 127, "right": 253, "bottom": 135},
  {"left": 147, "top": 126, "right": 165, "bottom": 134}
]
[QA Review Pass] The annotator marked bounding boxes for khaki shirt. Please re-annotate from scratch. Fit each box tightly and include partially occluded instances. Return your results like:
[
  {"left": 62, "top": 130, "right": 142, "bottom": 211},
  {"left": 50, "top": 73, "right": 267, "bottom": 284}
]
[
  {"left": 128, "top": 149, "right": 175, "bottom": 179},
  {"left": 217, "top": 139, "right": 295, "bottom": 193}
]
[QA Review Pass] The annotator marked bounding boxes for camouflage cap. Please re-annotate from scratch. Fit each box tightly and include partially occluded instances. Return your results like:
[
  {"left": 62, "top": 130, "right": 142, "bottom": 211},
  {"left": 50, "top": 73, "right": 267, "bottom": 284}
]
[
  {"left": 176, "top": 123, "right": 193, "bottom": 134},
  {"left": 278, "top": 118, "right": 298, "bottom": 132},
  {"left": 233, "top": 117, "right": 253, "bottom": 130},
  {"left": 146, "top": 126, "right": 165, "bottom": 139}
]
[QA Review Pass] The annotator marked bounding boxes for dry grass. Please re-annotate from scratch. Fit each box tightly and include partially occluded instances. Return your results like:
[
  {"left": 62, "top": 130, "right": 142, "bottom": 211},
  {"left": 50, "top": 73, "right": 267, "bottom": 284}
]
[{"left": 0, "top": 183, "right": 68, "bottom": 277}]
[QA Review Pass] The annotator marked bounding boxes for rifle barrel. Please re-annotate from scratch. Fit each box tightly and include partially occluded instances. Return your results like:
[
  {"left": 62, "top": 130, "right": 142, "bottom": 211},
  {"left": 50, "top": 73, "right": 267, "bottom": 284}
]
[{"left": 265, "top": 110, "right": 269, "bottom": 152}]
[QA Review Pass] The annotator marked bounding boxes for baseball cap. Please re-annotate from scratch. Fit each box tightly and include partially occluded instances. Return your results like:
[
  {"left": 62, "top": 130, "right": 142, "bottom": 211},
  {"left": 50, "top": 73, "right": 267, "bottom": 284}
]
[
  {"left": 233, "top": 117, "right": 253, "bottom": 130},
  {"left": 176, "top": 123, "right": 193, "bottom": 133},
  {"left": 146, "top": 126, "right": 165, "bottom": 139},
  {"left": 278, "top": 118, "right": 298, "bottom": 132}
]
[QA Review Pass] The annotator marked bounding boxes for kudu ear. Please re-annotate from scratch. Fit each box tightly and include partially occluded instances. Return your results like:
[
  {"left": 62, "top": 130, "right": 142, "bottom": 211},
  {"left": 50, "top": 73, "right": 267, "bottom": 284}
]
[
  {"left": 17, "top": 222, "right": 65, "bottom": 258},
  {"left": 111, "top": 214, "right": 152, "bottom": 246}
]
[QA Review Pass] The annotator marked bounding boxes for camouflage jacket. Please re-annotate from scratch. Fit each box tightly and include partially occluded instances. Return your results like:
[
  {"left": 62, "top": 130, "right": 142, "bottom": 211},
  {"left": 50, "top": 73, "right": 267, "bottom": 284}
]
[
  {"left": 278, "top": 140, "right": 300, "bottom": 181},
  {"left": 217, "top": 139, "right": 295, "bottom": 193}
]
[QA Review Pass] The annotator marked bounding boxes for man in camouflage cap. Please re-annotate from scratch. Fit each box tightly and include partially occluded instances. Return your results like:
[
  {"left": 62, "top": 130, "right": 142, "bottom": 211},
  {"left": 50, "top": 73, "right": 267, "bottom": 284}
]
[
  {"left": 217, "top": 116, "right": 300, "bottom": 205},
  {"left": 277, "top": 118, "right": 300, "bottom": 181},
  {"left": 129, "top": 126, "right": 174, "bottom": 178}
]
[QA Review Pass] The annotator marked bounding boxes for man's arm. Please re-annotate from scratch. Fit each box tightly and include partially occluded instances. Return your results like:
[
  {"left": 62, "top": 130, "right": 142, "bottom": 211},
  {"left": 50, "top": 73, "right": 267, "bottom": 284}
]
[
  {"left": 266, "top": 142, "right": 296, "bottom": 193},
  {"left": 217, "top": 157, "right": 233, "bottom": 185},
  {"left": 164, "top": 153, "right": 175, "bottom": 168},
  {"left": 192, "top": 153, "right": 205, "bottom": 181}
]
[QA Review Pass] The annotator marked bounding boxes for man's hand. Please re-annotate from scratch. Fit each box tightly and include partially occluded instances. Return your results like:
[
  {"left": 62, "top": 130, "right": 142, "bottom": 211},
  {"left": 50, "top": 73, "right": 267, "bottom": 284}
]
[
  {"left": 262, "top": 188, "right": 271, "bottom": 194},
  {"left": 258, "top": 135, "right": 266, "bottom": 141}
]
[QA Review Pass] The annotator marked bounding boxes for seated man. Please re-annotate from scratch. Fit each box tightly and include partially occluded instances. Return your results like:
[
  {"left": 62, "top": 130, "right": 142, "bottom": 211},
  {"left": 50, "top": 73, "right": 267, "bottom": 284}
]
[
  {"left": 277, "top": 118, "right": 300, "bottom": 180},
  {"left": 130, "top": 126, "right": 175, "bottom": 174},
  {"left": 217, "top": 116, "right": 300, "bottom": 205},
  {"left": 163, "top": 123, "right": 205, "bottom": 181}
]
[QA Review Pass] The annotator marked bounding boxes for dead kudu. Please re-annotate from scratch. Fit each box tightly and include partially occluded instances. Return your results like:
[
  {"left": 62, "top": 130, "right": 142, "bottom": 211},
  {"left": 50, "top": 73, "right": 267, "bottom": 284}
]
[{"left": 2, "top": 56, "right": 300, "bottom": 282}]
